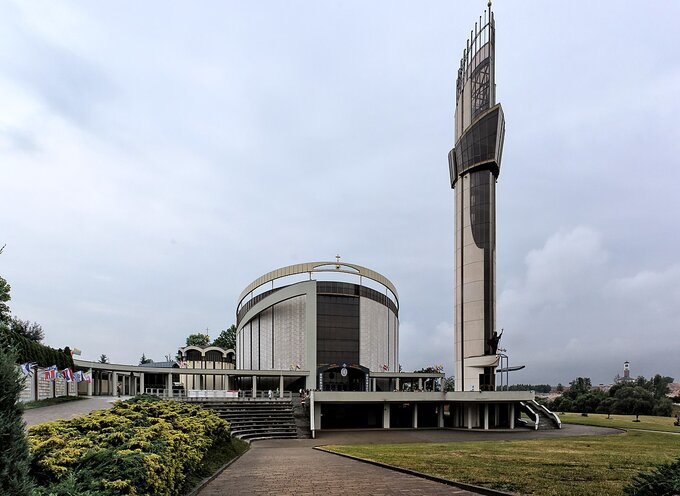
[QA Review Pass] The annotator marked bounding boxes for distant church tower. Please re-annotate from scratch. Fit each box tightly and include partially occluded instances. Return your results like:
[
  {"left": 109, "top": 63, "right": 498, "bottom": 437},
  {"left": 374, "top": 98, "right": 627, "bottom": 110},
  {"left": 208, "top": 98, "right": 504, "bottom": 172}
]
[
  {"left": 623, "top": 361, "right": 630, "bottom": 379},
  {"left": 448, "top": 3, "right": 506, "bottom": 392}
]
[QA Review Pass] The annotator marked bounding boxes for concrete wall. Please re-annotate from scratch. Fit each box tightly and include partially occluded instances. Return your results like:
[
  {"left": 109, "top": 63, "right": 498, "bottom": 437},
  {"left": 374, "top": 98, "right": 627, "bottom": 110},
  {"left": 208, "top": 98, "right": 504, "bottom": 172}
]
[
  {"left": 237, "top": 294, "right": 307, "bottom": 372},
  {"left": 359, "top": 297, "right": 398, "bottom": 372},
  {"left": 18, "top": 367, "right": 78, "bottom": 402}
]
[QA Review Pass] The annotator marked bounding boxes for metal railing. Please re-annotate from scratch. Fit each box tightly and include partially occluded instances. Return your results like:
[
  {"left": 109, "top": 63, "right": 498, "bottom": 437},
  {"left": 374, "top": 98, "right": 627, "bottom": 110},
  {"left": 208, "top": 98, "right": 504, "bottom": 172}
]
[{"left": 144, "top": 388, "right": 292, "bottom": 401}]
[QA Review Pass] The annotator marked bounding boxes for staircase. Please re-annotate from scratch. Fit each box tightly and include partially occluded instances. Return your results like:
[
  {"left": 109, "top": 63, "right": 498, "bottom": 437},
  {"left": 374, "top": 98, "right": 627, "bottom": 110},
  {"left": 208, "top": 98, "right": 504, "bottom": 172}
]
[
  {"left": 202, "top": 399, "right": 298, "bottom": 441},
  {"left": 519, "top": 400, "right": 562, "bottom": 430}
]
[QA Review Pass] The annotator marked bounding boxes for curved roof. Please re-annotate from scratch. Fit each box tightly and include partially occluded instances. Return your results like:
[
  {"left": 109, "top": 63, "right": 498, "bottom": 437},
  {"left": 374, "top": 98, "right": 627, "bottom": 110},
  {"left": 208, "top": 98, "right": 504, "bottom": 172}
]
[
  {"left": 238, "top": 261, "right": 399, "bottom": 306},
  {"left": 179, "top": 345, "right": 235, "bottom": 357}
]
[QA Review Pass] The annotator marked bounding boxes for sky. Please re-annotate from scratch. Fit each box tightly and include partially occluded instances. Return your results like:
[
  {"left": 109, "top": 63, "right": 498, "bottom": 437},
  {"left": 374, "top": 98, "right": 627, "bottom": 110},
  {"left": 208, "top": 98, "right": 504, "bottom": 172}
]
[{"left": 1, "top": 1, "right": 679, "bottom": 386}]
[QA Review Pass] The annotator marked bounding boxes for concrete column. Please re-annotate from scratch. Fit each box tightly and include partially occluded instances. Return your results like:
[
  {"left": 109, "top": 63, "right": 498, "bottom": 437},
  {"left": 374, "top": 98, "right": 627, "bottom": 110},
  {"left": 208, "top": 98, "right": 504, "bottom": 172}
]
[
  {"left": 112, "top": 372, "right": 118, "bottom": 397},
  {"left": 87, "top": 368, "right": 93, "bottom": 396},
  {"left": 412, "top": 404, "right": 418, "bottom": 429},
  {"left": 166, "top": 373, "right": 172, "bottom": 398},
  {"left": 438, "top": 404, "right": 445, "bottom": 428},
  {"left": 467, "top": 406, "right": 473, "bottom": 429},
  {"left": 484, "top": 404, "right": 489, "bottom": 430},
  {"left": 279, "top": 375, "right": 284, "bottom": 398},
  {"left": 395, "top": 378, "right": 400, "bottom": 391},
  {"left": 372, "top": 378, "right": 376, "bottom": 392},
  {"left": 225, "top": 374, "right": 230, "bottom": 391},
  {"left": 139, "top": 373, "right": 145, "bottom": 395},
  {"left": 383, "top": 404, "right": 391, "bottom": 429},
  {"left": 313, "top": 400, "right": 321, "bottom": 436},
  {"left": 495, "top": 404, "right": 499, "bottom": 427},
  {"left": 310, "top": 393, "right": 316, "bottom": 437},
  {"left": 418, "top": 378, "right": 423, "bottom": 390},
  {"left": 252, "top": 375, "right": 257, "bottom": 398},
  {"left": 510, "top": 403, "right": 515, "bottom": 429}
]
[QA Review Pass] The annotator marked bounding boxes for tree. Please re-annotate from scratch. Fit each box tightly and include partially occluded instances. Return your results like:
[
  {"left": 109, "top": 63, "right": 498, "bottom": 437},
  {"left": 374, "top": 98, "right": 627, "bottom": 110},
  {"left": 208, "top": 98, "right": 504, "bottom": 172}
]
[
  {"left": 566, "top": 377, "right": 592, "bottom": 399},
  {"left": 650, "top": 374, "right": 674, "bottom": 399},
  {"left": 139, "top": 354, "right": 152, "bottom": 365},
  {"left": 212, "top": 325, "right": 236, "bottom": 350},
  {"left": 0, "top": 336, "right": 34, "bottom": 494},
  {"left": 556, "top": 383, "right": 564, "bottom": 392},
  {"left": 186, "top": 333, "right": 210, "bottom": 347},
  {"left": 0, "top": 275, "right": 11, "bottom": 324},
  {"left": 443, "top": 377, "right": 456, "bottom": 392},
  {"left": 8, "top": 317, "right": 44, "bottom": 342},
  {"left": 98, "top": 354, "right": 109, "bottom": 364}
]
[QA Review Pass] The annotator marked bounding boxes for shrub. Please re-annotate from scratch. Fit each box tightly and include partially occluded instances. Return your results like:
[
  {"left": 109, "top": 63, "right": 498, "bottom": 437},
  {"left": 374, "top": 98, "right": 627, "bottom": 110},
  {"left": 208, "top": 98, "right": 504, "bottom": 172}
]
[
  {"left": 624, "top": 456, "right": 680, "bottom": 496},
  {"left": 0, "top": 326, "right": 73, "bottom": 369},
  {"left": 0, "top": 334, "right": 34, "bottom": 495},
  {"left": 28, "top": 399, "right": 231, "bottom": 495}
]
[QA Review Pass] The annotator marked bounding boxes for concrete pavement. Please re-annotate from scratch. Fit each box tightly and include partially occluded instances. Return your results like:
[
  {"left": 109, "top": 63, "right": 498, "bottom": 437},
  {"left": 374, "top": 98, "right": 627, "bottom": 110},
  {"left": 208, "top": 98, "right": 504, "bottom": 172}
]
[
  {"left": 22, "top": 396, "right": 123, "bottom": 427},
  {"left": 197, "top": 425, "right": 620, "bottom": 495}
]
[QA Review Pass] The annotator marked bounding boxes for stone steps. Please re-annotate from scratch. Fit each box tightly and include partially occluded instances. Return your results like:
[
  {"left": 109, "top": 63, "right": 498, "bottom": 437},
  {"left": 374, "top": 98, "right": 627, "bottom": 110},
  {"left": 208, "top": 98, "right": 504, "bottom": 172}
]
[{"left": 201, "top": 399, "right": 298, "bottom": 440}]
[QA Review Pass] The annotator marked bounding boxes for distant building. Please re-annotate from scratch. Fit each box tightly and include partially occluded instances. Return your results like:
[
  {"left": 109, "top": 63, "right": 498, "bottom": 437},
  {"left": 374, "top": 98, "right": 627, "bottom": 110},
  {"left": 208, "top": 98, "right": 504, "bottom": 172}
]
[{"left": 618, "top": 361, "right": 634, "bottom": 382}]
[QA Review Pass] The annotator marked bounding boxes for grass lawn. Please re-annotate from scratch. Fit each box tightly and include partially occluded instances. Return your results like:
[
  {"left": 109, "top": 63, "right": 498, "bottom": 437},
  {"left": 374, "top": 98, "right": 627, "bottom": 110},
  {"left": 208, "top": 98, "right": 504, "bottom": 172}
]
[
  {"left": 322, "top": 431, "right": 680, "bottom": 496},
  {"left": 22, "top": 395, "right": 86, "bottom": 410},
  {"left": 559, "top": 412, "right": 680, "bottom": 433}
]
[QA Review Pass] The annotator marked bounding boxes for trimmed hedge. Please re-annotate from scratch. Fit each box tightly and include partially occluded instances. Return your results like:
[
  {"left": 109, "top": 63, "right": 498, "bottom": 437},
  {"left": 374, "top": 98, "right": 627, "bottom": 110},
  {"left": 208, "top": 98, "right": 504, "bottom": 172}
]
[
  {"left": 28, "top": 398, "right": 232, "bottom": 495},
  {"left": 624, "top": 456, "right": 680, "bottom": 496},
  {"left": 0, "top": 327, "right": 73, "bottom": 369}
]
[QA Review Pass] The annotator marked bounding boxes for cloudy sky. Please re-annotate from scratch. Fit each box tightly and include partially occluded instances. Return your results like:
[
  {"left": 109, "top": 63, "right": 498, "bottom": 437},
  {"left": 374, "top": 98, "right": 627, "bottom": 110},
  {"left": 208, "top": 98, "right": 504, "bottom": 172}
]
[{"left": 2, "top": 1, "right": 679, "bottom": 386}]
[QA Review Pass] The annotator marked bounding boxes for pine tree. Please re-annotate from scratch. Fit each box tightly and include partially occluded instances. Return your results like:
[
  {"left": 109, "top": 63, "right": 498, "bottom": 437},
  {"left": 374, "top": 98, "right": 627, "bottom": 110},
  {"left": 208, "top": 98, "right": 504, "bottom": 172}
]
[{"left": 0, "top": 335, "right": 34, "bottom": 495}]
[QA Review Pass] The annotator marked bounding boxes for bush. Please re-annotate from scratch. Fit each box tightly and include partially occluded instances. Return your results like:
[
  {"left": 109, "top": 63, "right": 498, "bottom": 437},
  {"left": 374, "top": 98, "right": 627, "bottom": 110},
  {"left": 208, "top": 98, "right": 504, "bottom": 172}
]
[
  {"left": 624, "top": 456, "right": 680, "bottom": 495},
  {"left": 28, "top": 399, "right": 232, "bottom": 495},
  {"left": 0, "top": 333, "right": 34, "bottom": 495}
]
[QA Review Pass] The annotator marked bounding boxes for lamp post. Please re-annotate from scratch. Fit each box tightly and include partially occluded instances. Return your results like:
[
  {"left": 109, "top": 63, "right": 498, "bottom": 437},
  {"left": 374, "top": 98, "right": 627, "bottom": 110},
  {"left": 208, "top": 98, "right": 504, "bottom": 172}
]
[
  {"left": 497, "top": 352, "right": 508, "bottom": 391},
  {"left": 496, "top": 349, "right": 525, "bottom": 391}
]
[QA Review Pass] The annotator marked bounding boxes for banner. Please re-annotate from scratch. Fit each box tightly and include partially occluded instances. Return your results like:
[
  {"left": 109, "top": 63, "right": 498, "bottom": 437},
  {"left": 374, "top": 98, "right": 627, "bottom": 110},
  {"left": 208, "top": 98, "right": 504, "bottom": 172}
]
[
  {"left": 61, "top": 368, "right": 75, "bottom": 382},
  {"left": 20, "top": 362, "right": 36, "bottom": 376},
  {"left": 43, "top": 365, "right": 58, "bottom": 381}
]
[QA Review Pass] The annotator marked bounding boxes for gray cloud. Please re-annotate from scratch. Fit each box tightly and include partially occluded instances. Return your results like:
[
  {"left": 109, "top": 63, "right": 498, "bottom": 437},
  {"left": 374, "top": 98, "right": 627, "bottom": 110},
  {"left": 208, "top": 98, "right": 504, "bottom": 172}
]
[{"left": 1, "top": 1, "right": 679, "bottom": 386}]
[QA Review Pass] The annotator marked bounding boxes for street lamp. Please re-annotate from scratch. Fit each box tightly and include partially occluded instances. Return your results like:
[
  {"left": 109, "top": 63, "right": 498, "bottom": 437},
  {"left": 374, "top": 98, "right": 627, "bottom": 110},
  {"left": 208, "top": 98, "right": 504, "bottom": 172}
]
[{"left": 496, "top": 349, "right": 525, "bottom": 391}]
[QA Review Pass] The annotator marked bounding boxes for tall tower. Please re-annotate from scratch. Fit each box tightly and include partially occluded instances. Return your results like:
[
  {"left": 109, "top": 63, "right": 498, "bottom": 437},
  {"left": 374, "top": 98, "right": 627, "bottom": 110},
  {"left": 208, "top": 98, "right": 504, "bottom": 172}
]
[{"left": 448, "top": 3, "right": 505, "bottom": 392}]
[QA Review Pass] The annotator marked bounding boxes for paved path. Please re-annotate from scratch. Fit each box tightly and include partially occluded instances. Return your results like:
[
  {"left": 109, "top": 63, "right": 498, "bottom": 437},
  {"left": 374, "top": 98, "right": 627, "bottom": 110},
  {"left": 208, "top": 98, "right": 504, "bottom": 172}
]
[
  {"left": 198, "top": 442, "right": 479, "bottom": 496},
  {"left": 198, "top": 425, "right": 620, "bottom": 495},
  {"left": 23, "top": 396, "right": 123, "bottom": 427}
]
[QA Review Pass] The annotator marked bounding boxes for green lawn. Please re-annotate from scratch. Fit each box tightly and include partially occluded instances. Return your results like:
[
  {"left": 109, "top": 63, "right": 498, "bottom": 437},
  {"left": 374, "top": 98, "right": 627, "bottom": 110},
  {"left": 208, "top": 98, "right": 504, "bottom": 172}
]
[
  {"left": 322, "top": 431, "right": 680, "bottom": 496},
  {"left": 22, "top": 395, "right": 85, "bottom": 410},
  {"left": 560, "top": 412, "right": 680, "bottom": 433}
]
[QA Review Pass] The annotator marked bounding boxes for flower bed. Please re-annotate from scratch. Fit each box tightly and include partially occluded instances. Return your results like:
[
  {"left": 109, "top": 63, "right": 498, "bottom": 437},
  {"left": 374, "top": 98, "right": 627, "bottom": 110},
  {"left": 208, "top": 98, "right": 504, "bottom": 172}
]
[{"left": 28, "top": 397, "right": 232, "bottom": 495}]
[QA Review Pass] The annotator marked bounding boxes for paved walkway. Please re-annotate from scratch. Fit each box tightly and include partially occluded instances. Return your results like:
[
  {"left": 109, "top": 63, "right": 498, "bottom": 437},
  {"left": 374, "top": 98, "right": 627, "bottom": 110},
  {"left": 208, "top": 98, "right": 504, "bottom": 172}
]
[
  {"left": 198, "top": 425, "right": 620, "bottom": 495},
  {"left": 23, "top": 396, "right": 123, "bottom": 427},
  {"left": 198, "top": 442, "right": 479, "bottom": 495}
]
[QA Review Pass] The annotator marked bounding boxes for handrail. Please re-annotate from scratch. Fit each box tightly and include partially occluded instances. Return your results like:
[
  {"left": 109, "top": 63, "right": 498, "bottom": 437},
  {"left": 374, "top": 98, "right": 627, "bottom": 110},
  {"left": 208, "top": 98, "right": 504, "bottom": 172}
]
[
  {"left": 144, "top": 388, "right": 293, "bottom": 401},
  {"left": 532, "top": 400, "right": 562, "bottom": 429},
  {"left": 519, "top": 401, "right": 540, "bottom": 430}
]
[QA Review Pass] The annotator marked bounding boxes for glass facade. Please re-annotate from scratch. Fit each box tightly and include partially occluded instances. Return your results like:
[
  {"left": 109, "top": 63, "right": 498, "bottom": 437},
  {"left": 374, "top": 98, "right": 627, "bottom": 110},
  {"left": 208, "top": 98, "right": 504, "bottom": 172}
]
[
  {"left": 453, "top": 107, "right": 500, "bottom": 178},
  {"left": 316, "top": 294, "right": 360, "bottom": 366}
]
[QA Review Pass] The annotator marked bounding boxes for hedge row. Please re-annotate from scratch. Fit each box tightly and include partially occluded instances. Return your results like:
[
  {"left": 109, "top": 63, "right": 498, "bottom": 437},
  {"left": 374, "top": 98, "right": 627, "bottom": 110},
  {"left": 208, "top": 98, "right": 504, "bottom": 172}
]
[
  {"left": 28, "top": 398, "right": 231, "bottom": 496},
  {"left": 0, "top": 327, "right": 73, "bottom": 369}
]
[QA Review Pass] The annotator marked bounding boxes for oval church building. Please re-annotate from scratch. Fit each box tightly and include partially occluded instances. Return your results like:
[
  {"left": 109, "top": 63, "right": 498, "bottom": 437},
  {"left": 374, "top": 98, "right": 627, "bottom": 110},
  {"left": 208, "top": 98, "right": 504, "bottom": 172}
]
[{"left": 236, "top": 261, "right": 399, "bottom": 391}]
